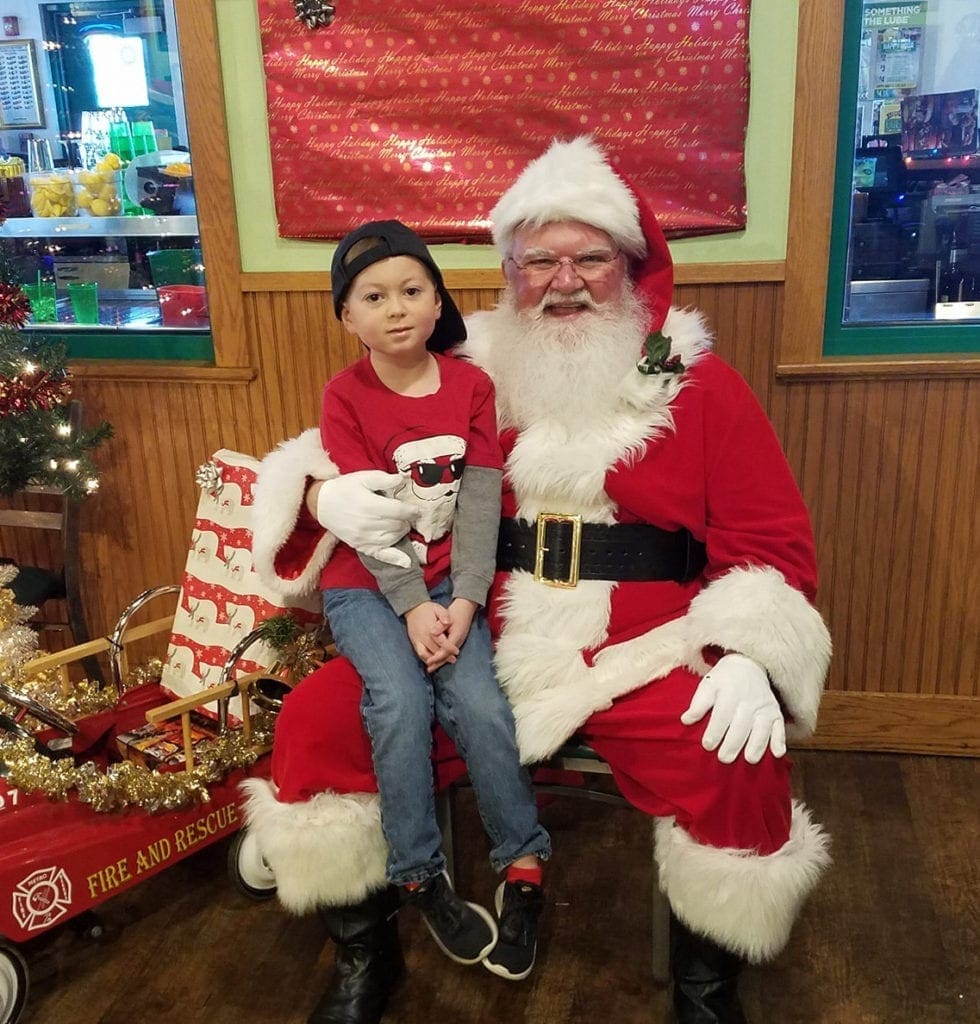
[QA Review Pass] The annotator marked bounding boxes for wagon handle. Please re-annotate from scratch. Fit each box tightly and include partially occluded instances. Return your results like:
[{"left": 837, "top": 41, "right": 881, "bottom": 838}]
[
  {"left": 215, "top": 627, "right": 272, "bottom": 732},
  {"left": 108, "top": 585, "right": 181, "bottom": 694}
]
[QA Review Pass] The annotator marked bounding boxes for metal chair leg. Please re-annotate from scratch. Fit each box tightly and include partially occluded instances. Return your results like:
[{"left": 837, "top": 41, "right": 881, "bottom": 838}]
[
  {"left": 651, "top": 820, "right": 671, "bottom": 986},
  {"left": 435, "top": 786, "right": 455, "bottom": 885}
]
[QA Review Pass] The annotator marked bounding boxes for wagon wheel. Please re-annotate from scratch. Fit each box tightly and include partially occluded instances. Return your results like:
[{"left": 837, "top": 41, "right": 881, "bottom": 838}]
[
  {"left": 0, "top": 941, "right": 28, "bottom": 1024},
  {"left": 228, "top": 830, "right": 277, "bottom": 900}
]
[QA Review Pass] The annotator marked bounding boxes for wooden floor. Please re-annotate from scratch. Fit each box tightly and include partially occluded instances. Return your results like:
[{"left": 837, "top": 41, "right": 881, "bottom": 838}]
[{"left": 16, "top": 751, "right": 978, "bottom": 1024}]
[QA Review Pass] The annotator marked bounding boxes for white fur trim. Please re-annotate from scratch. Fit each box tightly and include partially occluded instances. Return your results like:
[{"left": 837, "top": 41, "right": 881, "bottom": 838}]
[
  {"left": 685, "top": 566, "right": 831, "bottom": 738},
  {"left": 591, "top": 617, "right": 707, "bottom": 695},
  {"left": 655, "top": 801, "right": 831, "bottom": 963},
  {"left": 240, "top": 778, "right": 388, "bottom": 912},
  {"left": 251, "top": 428, "right": 339, "bottom": 598},
  {"left": 490, "top": 136, "right": 646, "bottom": 258}
]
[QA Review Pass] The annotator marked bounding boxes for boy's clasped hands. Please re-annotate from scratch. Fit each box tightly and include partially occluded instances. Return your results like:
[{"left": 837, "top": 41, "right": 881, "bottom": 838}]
[{"left": 405, "top": 597, "right": 478, "bottom": 672}]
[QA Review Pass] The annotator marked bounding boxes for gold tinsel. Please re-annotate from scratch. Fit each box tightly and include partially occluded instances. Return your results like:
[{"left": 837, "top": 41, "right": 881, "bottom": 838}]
[
  {"left": 0, "top": 728, "right": 258, "bottom": 814},
  {"left": 10, "top": 669, "right": 117, "bottom": 721},
  {"left": 123, "top": 657, "right": 165, "bottom": 690}
]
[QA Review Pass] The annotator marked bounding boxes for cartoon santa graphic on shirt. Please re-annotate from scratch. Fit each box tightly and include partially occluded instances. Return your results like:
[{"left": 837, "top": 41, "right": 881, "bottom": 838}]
[{"left": 386, "top": 432, "right": 466, "bottom": 564}]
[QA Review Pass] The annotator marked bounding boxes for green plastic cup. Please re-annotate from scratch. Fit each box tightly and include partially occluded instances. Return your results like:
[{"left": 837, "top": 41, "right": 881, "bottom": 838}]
[
  {"left": 131, "top": 121, "right": 158, "bottom": 157},
  {"left": 68, "top": 281, "right": 99, "bottom": 324},
  {"left": 22, "top": 282, "right": 57, "bottom": 323}
]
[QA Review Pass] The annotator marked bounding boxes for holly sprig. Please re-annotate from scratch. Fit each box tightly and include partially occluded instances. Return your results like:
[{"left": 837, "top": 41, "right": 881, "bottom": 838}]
[{"left": 636, "top": 330, "right": 685, "bottom": 376}]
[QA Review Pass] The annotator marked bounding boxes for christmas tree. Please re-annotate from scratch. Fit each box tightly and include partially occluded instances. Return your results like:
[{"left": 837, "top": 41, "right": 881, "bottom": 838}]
[{"left": 0, "top": 205, "right": 112, "bottom": 498}]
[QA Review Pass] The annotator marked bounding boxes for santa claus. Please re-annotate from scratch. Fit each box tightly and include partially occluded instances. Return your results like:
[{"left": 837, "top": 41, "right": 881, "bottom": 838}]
[{"left": 243, "top": 136, "right": 832, "bottom": 1024}]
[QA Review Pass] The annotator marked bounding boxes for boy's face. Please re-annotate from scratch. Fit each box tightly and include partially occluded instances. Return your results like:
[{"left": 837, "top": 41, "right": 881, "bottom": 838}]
[{"left": 341, "top": 255, "right": 442, "bottom": 364}]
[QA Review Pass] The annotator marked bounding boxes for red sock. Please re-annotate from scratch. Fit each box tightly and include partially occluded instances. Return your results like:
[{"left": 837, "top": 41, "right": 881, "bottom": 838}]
[{"left": 506, "top": 864, "right": 543, "bottom": 887}]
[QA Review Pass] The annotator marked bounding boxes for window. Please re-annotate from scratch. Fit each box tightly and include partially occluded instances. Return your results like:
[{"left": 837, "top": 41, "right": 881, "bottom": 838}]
[
  {"left": 825, "top": 0, "right": 980, "bottom": 356},
  {"left": 0, "top": 0, "right": 211, "bottom": 361}
]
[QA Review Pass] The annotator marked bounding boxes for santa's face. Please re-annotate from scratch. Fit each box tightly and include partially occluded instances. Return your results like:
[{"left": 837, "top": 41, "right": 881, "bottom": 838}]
[{"left": 503, "top": 221, "right": 627, "bottom": 320}]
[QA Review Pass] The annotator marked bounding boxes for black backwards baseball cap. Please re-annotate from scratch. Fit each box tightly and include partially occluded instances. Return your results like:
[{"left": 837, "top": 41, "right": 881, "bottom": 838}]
[{"left": 330, "top": 219, "right": 467, "bottom": 352}]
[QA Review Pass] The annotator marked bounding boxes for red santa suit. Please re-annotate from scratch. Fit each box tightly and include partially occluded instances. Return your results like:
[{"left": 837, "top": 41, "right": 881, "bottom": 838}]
[{"left": 243, "top": 139, "right": 831, "bottom": 964}]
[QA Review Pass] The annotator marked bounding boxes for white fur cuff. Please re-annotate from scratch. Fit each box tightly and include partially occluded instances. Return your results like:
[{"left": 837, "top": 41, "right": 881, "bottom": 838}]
[
  {"left": 655, "top": 800, "right": 831, "bottom": 963},
  {"left": 685, "top": 566, "right": 831, "bottom": 738},
  {"left": 240, "top": 779, "right": 388, "bottom": 912},
  {"left": 251, "top": 428, "right": 339, "bottom": 598}
]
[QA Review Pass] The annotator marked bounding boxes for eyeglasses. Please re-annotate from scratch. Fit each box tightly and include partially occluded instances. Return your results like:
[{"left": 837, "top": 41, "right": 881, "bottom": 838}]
[{"left": 506, "top": 250, "right": 621, "bottom": 283}]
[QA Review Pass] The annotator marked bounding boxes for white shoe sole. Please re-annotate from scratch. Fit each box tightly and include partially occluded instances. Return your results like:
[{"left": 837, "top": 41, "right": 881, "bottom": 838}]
[
  {"left": 482, "top": 882, "right": 536, "bottom": 981},
  {"left": 424, "top": 899, "right": 498, "bottom": 965}
]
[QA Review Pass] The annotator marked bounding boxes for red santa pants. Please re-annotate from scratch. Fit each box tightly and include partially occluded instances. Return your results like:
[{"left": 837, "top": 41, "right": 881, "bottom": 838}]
[
  {"left": 271, "top": 659, "right": 792, "bottom": 857},
  {"left": 579, "top": 667, "right": 793, "bottom": 856}
]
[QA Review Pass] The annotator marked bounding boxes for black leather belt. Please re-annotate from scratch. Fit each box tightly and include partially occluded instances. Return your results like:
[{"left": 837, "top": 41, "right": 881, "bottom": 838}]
[{"left": 496, "top": 514, "right": 706, "bottom": 588}]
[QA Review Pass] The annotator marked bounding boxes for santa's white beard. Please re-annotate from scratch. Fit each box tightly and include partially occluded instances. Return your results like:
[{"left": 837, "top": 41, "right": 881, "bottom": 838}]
[{"left": 490, "top": 287, "right": 649, "bottom": 432}]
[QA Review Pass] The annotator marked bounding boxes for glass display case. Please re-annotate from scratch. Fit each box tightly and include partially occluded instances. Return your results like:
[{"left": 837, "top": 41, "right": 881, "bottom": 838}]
[
  {"left": 0, "top": 0, "right": 212, "bottom": 361},
  {"left": 825, "top": 0, "right": 980, "bottom": 356}
]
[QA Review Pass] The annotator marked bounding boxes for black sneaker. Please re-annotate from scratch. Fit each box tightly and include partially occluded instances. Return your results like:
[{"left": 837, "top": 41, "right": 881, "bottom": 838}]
[
  {"left": 403, "top": 872, "right": 498, "bottom": 965},
  {"left": 482, "top": 880, "right": 544, "bottom": 981}
]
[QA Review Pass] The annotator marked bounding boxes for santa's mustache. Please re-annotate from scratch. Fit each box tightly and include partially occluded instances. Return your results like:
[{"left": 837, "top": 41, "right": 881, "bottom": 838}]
[{"left": 526, "top": 288, "right": 600, "bottom": 318}]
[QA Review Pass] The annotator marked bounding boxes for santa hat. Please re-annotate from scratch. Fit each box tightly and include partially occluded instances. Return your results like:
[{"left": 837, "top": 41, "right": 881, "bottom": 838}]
[
  {"left": 491, "top": 136, "right": 645, "bottom": 257},
  {"left": 490, "top": 135, "right": 674, "bottom": 332}
]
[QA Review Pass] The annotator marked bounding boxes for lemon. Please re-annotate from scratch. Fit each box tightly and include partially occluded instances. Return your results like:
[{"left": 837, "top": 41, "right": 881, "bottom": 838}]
[{"left": 90, "top": 198, "right": 109, "bottom": 216}]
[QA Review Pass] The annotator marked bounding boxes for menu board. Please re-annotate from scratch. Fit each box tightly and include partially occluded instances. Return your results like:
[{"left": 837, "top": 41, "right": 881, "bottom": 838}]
[{"left": 0, "top": 40, "right": 45, "bottom": 129}]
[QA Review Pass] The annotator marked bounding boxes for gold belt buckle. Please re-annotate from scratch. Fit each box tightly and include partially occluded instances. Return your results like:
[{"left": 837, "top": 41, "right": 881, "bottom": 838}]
[{"left": 534, "top": 512, "right": 583, "bottom": 588}]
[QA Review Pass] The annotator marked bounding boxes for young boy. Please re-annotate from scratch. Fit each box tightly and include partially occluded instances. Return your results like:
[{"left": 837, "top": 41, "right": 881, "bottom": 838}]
[{"left": 318, "top": 220, "right": 551, "bottom": 980}]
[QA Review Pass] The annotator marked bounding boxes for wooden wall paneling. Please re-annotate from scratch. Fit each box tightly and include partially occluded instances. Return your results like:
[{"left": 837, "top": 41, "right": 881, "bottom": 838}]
[
  {"left": 244, "top": 291, "right": 289, "bottom": 451},
  {"left": 902, "top": 382, "right": 947, "bottom": 695},
  {"left": 859, "top": 382, "right": 907, "bottom": 697},
  {"left": 4, "top": 279, "right": 975, "bottom": 755},
  {"left": 845, "top": 380, "right": 888, "bottom": 694},
  {"left": 919, "top": 380, "right": 977, "bottom": 698},
  {"left": 958, "top": 386, "right": 979, "bottom": 697}
]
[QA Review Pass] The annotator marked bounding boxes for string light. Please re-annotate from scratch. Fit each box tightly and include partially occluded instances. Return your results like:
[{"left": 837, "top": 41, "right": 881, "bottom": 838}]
[{"left": 57, "top": 424, "right": 72, "bottom": 437}]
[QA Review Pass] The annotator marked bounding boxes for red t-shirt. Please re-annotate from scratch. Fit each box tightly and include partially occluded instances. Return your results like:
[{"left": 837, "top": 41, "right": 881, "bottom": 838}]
[{"left": 319, "top": 352, "right": 502, "bottom": 592}]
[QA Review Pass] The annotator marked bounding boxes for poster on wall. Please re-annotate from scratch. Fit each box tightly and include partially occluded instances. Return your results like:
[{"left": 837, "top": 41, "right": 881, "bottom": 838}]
[
  {"left": 0, "top": 40, "right": 45, "bottom": 129},
  {"left": 257, "top": 0, "right": 751, "bottom": 242}
]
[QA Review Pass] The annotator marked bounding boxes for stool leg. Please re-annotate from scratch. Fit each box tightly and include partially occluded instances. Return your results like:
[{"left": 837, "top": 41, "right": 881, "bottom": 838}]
[
  {"left": 435, "top": 786, "right": 456, "bottom": 885},
  {"left": 651, "top": 820, "right": 671, "bottom": 985}
]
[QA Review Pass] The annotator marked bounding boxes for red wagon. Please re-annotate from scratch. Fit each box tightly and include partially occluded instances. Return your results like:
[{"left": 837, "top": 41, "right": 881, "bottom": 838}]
[{"left": 0, "top": 449, "right": 319, "bottom": 1024}]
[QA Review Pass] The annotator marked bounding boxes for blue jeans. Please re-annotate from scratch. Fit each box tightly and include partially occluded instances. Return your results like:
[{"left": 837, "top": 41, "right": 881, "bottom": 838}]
[{"left": 323, "top": 578, "right": 551, "bottom": 885}]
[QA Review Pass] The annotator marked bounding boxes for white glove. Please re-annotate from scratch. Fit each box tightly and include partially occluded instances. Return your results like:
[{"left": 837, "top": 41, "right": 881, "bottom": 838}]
[
  {"left": 314, "top": 470, "right": 416, "bottom": 568},
  {"left": 680, "top": 653, "right": 786, "bottom": 764}
]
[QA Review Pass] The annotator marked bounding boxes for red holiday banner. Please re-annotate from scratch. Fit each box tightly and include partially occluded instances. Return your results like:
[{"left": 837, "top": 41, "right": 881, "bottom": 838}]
[{"left": 257, "top": 0, "right": 751, "bottom": 241}]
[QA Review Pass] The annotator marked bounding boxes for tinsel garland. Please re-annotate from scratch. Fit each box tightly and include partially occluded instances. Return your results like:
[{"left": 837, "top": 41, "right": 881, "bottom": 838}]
[
  {"left": 6, "top": 670, "right": 118, "bottom": 720},
  {"left": 0, "top": 727, "right": 264, "bottom": 814},
  {"left": 0, "top": 585, "right": 38, "bottom": 667},
  {"left": 0, "top": 282, "right": 31, "bottom": 329},
  {"left": 0, "top": 366, "right": 72, "bottom": 417}
]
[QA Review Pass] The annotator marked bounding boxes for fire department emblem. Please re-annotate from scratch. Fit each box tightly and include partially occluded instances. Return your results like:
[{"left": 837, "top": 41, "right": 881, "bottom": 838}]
[{"left": 12, "top": 866, "right": 72, "bottom": 931}]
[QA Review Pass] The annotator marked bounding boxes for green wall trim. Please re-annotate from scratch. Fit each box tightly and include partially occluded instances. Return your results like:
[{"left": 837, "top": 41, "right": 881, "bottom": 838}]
[{"left": 44, "top": 331, "right": 216, "bottom": 362}]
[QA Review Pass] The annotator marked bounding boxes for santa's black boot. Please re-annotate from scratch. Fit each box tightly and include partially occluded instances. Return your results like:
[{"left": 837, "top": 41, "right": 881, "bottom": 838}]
[
  {"left": 308, "top": 886, "right": 404, "bottom": 1024},
  {"left": 670, "top": 917, "right": 748, "bottom": 1024}
]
